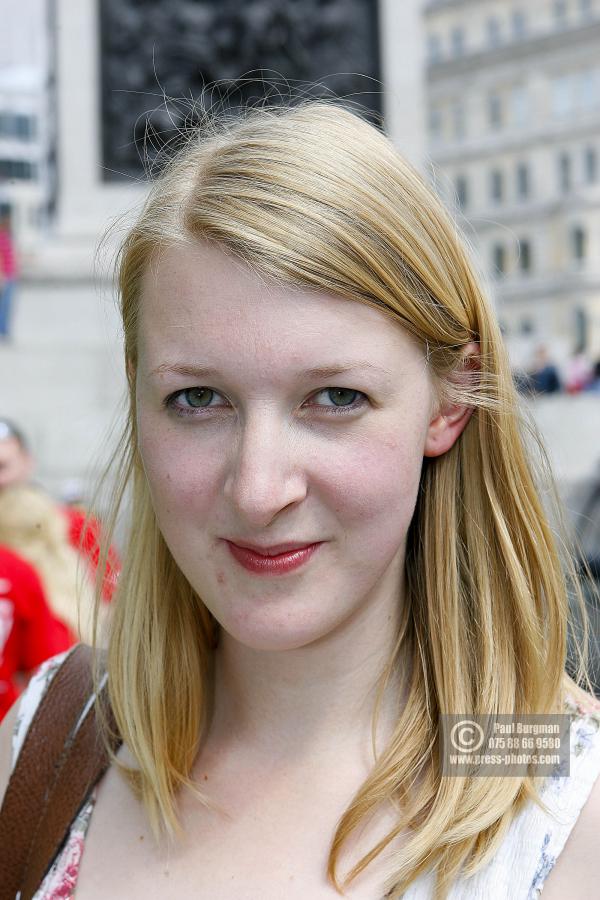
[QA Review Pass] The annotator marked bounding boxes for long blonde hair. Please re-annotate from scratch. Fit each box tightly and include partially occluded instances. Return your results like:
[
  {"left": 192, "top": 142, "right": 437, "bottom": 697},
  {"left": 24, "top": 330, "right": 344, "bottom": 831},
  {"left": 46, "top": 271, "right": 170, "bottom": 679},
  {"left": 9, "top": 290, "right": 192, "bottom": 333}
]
[
  {"left": 100, "top": 100, "right": 593, "bottom": 898},
  {"left": 0, "top": 484, "right": 98, "bottom": 642}
]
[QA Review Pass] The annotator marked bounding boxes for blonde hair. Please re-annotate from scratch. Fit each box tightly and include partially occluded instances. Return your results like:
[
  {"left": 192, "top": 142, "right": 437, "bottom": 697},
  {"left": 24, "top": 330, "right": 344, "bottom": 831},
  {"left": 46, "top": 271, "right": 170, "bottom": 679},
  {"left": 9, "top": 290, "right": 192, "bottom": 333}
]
[
  {"left": 100, "top": 101, "right": 593, "bottom": 899},
  {"left": 0, "top": 484, "right": 98, "bottom": 642}
]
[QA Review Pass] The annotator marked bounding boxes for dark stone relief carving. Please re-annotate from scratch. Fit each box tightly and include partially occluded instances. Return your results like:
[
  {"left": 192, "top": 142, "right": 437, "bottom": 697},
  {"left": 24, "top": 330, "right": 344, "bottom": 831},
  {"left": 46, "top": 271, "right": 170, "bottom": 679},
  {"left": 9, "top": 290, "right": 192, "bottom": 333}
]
[{"left": 99, "top": 0, "right": 381, "bottom": 180}]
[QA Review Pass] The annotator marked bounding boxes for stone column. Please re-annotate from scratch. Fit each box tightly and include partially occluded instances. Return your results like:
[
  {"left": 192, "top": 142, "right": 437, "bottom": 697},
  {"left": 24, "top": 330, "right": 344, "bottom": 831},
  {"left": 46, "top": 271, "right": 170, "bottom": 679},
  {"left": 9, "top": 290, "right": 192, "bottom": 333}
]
[{"left": 379, "top": 0, "right": 426, "bottom": 171}]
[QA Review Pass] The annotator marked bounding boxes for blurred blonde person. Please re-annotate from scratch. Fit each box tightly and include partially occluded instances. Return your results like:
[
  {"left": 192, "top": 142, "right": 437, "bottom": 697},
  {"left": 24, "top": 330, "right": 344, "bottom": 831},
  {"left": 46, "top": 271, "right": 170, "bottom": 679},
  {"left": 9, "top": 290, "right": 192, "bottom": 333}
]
[{"left": 0, "top": 485, "right": 105, "bottom": 644}]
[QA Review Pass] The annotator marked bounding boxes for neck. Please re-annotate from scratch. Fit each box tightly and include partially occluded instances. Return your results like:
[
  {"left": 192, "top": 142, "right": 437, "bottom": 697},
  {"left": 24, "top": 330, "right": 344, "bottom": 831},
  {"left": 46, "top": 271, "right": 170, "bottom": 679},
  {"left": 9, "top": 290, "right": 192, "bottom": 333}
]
[{"left": 205, "top": 583, "right": 410, "bottom": 771}]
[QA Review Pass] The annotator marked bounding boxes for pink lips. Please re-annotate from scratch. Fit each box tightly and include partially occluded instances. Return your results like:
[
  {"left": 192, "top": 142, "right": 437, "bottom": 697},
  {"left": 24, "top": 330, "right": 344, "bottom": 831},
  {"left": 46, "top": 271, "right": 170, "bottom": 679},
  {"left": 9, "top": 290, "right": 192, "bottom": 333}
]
[{"left": 225, "top": 540, "right": 322, "bottom": 575}]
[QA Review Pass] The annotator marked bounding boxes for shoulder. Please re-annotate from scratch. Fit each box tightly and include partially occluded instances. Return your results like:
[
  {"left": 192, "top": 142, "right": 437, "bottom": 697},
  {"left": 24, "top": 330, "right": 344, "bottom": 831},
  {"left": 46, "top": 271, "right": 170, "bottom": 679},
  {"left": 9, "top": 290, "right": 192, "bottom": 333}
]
[
  {"left": 536, "top": 690, "right": 600, "bottom": 898},
  {"left": 539, "top": 767, "right": 600, "bottom": 897}
]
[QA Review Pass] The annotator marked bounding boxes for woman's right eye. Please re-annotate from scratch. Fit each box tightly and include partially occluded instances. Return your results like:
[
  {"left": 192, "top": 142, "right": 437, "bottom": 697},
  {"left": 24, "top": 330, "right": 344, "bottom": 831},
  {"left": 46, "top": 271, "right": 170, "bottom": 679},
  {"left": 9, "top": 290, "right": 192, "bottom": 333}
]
[{"left": 166, "top": 387, "right": 223, "bottom": 415}]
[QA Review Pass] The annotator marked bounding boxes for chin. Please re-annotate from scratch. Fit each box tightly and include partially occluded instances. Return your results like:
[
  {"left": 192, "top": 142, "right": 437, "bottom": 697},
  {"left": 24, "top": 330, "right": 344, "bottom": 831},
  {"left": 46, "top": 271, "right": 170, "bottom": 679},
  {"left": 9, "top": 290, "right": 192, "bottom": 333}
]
[{"left": 219, "top": 612, "right": 334, "bottom": 653}]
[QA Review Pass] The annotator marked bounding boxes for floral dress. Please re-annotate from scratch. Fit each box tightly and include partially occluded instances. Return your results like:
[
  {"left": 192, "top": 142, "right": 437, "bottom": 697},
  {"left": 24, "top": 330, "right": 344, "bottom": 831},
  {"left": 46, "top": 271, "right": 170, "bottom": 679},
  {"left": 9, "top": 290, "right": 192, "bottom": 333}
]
[{"left": 12, "top": 650, "right": 600, "bottom": 899}]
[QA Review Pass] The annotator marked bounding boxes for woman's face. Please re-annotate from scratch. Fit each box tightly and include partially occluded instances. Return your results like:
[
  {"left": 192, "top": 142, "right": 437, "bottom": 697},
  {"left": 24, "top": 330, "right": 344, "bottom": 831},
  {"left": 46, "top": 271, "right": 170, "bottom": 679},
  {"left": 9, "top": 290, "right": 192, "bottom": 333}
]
[{"left": 135, "top": 240, "right": 441, "bottom": 651}]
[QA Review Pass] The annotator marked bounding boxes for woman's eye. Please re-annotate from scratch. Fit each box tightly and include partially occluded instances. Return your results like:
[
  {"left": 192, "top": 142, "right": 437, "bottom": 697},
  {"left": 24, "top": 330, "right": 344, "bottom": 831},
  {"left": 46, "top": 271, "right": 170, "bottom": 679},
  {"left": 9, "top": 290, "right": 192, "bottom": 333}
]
[
  {"left": 166, "top": 387, "right": 222, "bottom": 414},
  {"left": 165, "top": 386, "right": 368, "bottom": 417},
  {"left": 310, "top": 388, "right": 368, "bottom": 414}
]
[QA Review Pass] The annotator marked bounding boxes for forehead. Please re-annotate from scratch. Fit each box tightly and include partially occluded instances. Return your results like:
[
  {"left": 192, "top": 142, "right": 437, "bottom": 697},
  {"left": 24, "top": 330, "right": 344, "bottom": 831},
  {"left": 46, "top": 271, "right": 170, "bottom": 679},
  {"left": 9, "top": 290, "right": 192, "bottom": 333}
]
[{"left": 137, "top": 241, "right": 423, "bottom": 373}]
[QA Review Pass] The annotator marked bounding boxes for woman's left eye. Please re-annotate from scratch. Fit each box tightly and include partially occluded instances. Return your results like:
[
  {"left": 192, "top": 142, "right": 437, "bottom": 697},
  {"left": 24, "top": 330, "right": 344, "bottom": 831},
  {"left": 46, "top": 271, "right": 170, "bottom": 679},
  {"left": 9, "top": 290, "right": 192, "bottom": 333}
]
[
  {"left": 309, "top": 388, "right": 368, "bottom": 414},
  {"left": 165, "top": 386, "right": 368, "bottom": 417}
]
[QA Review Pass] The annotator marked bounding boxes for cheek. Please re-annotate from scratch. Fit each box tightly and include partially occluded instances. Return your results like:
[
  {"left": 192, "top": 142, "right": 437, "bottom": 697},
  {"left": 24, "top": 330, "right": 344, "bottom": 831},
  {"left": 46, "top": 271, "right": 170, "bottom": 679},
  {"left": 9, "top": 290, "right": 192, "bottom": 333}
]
[
  {"left": 318, "top": 427, "right": 426, "bottom": 537},
  {"left": 137, "top": 423, "right": 221, "bottom": 524}
]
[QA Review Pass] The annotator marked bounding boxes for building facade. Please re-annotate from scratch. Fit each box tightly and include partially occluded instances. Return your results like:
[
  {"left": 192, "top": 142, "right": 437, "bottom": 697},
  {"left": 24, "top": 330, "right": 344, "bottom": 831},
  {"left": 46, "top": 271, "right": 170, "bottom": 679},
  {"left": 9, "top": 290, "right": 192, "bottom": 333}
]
[
  {"left": 0, "top": 0, "right": 54, "bottom": 254},
  {"left": 423, "top": 0, "right": 600, "bottom": 366}
]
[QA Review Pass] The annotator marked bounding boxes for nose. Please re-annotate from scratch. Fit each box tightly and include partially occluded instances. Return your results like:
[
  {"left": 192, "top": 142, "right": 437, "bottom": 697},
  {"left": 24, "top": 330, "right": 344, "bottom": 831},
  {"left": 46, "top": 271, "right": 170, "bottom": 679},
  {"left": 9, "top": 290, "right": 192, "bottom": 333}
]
[{"left": 222, "top": 413, "right": 308, "bottom": 527}]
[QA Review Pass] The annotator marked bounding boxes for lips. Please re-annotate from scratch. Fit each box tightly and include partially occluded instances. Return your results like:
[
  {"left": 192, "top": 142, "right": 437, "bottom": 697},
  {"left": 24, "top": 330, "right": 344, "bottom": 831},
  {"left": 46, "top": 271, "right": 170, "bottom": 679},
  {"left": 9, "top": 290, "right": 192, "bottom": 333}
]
[
  {"left": 226, "top": 539, "right": 318, "bottom": 557},
  {"left": 225, "top": 540, "right": 322, "bottom": 575}
]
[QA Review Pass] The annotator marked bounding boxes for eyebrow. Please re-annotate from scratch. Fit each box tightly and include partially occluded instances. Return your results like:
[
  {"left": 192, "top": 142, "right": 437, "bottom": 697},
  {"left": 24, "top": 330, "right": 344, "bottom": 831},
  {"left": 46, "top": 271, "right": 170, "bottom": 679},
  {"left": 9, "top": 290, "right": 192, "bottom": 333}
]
[{"left": 149, "top": 361, "right": 392, "bottom": 381}]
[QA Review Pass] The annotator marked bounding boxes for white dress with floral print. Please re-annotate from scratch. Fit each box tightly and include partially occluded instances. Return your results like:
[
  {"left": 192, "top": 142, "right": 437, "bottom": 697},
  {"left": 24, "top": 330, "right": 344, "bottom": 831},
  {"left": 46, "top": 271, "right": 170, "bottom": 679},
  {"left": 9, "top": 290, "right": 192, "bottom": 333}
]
[{"left": 12, "top": 650, "right": 600, "bottom": 899}]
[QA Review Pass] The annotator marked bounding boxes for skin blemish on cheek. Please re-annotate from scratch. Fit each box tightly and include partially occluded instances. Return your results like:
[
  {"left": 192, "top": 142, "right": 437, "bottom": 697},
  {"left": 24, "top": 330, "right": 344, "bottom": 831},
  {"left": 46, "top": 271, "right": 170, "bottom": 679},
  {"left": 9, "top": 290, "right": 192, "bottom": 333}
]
[{"left": 217, "top": 571, "right": 226, "bottom": 585}]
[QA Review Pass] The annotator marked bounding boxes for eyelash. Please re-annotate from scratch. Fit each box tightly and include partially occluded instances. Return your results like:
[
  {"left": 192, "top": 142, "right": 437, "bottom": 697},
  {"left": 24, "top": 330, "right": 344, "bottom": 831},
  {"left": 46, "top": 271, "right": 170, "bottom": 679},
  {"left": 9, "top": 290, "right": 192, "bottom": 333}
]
[{"left": 164, "top": 387, "right": 369, "bottom": 419}]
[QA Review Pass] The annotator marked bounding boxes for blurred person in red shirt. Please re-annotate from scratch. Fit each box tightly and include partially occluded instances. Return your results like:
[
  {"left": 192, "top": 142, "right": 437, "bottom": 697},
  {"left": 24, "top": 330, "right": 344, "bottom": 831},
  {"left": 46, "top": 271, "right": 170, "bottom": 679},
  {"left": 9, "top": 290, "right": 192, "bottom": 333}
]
[
  {"left": 0, "top": 545, "right": 73, "bottom": 719},
  {"left": 0, "top": 485, "right": 109, "bottom": 644},
  {"left": 0, "top": 418, "right": 120, "bottom": 603},
  {"left": 0, "top": 209, "right": 16, "bottom": 342}
]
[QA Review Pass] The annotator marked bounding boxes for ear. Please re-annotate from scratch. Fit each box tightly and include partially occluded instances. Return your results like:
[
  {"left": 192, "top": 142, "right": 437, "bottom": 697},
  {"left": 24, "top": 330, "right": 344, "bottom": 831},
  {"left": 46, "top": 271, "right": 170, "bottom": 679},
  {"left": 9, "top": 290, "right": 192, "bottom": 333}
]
[{"left": 423, "top": 342, "right": 479, "bottom": 459}]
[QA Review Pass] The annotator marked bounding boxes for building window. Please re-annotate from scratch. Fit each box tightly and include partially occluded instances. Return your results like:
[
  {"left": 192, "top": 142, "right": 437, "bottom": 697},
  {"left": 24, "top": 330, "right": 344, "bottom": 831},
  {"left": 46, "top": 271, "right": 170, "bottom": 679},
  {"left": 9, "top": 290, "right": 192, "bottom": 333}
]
[
  {"left": 554, "top": 0, "right": 568, "bottom": 27},
  {"left": 490, "top": 169, "right": 504, "bottom": 203},
  {"left": 455, "top": 175, "right": 468, "bottom": 210},
  {"left": 517, "top": 238, "right": 532, "bottom": 273},
  {"left": 552, "top": 75, "right": 574, "bottom": 117},
  {"left": 487, "top": 17, "right": 501, "bottom": 47},
  {"left": 429, "top": 108, "right": 443, "bottom": 142},
  {"left": 516, "top": 162, "right": 530, "bottom": 199},
  {"left": 0, "top": 112, "right": 36, "bottom": 141},
  {"left": 488, "top": 92, "right": 503, "bottom": 129},
  {"left": 579, "top": 69, "right": 600, "bottom": 110},
  {"left": 0, "top": 158, "right": 35, "bottom": 180},
  {"left": 584, "top": 146, "right": 597, "bottom": 182},
  {"left": 558, "top": 152, "right": 571, "bottom": 192},
  {"left": 428, "top": 33, "right": 442, "bottom": 63},
  {"left": 452, "top": 101, "right": 466, "bottom": 140},
  {"left": 579, "top": 0, "right": 593, "bottom": 20},
  {"left": 571, "top": 225, "right": 587, "bottom": 261},
  {"left": 512, "top": 10, "right": 527, "bottom": 38},
  {"left": 451, "top": 26, "right": 465, "bottom": 57},
  {"left": 520, "top": 318, "right": 534, "bottom": 336},
  {"left": 492, "top": 243, "right": 507, "bottom": 277},
  {"left": 574, "top": 307, "right": 589, "bottom": 353},
  {"left": 15, "top": 114, "right": 35, "bottom": 141},
  {"left": 511, "top": 85, "right": 529, "bottom": 128}
]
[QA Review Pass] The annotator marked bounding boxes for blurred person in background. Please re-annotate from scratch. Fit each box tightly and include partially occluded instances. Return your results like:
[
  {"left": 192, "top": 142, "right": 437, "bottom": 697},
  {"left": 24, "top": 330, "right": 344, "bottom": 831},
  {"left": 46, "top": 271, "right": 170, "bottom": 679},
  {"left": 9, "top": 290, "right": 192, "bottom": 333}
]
[
  {"left": 528, "top": 344, "right": 561, "bottom": 395},
  {"left": 0, "top": 418, "right": 120, "bottom": 601},
  {"left": 565, "top": 347, "right": 592, "bottom": 394},
  {"left": 512, "top": 365, "right": 534, "bottom": 394},
  {"left": 585, "top": 359, "right": 600, "bottom": 394},
  {"left": 0, "top": 419, "right": 33, "bottom": 489},
  {"left": 0, "top": 485, "right": 108, "bottom": 644},
  {"left": 0, "top": 544, "right": 73, "bottom": 720},
  {"left": 0, "top": 210, "right": 16, "bottom": 343}
]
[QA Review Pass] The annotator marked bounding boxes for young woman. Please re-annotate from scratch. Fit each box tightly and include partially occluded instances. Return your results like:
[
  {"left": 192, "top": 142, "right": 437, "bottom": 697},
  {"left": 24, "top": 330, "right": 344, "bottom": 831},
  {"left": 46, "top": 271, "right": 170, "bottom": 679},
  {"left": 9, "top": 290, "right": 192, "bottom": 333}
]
[{"left": 1, "top": 101, "right": 599, "bottom": 899}]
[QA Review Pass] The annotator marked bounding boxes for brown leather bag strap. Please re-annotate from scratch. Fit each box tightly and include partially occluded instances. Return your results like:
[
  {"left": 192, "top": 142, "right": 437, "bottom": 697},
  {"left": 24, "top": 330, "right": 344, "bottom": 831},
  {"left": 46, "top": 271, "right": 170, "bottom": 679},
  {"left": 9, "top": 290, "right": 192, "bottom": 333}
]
[
  {"left": 21, "top": 673, "right": 120, "bottom": 899},
  {"left": 0, "top": 644, "right": 121, "bottom": 900},
  {"left": 0, "top": 644, "right": 94, "bottom": 899}
]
